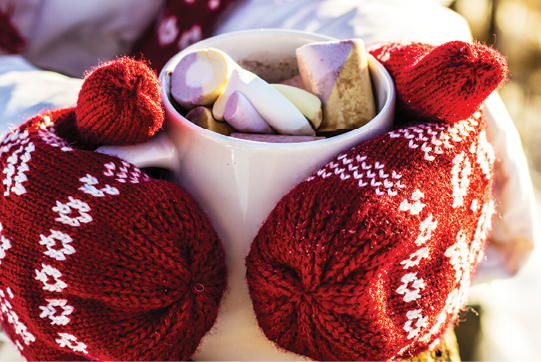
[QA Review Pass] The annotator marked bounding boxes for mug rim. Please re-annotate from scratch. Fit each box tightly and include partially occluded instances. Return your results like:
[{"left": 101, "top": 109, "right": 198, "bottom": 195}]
[{"left": 159, "top": 28, "right": 395, "bottom": 150}]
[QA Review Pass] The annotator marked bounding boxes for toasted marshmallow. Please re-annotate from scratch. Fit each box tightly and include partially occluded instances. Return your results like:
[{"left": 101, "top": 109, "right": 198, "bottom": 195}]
[
  {"left": 296, "top": 39, "right": 376, "bottom": 131},
  {"left": 185, "top": 106, "right": 235, "bottom": 136}
]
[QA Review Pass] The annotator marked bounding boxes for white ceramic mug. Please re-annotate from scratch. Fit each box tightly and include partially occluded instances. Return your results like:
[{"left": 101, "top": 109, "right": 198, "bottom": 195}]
[{"left": 98, "top": 29, "right": 395, "bottom": 361}]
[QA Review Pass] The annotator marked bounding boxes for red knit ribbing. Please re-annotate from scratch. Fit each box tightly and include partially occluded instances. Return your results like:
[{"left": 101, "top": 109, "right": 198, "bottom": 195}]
[
  {"left": 76, "top": 57, "right": 164, "bottom": 146},
  {"left": 0, "top": 110, "right": 226, "bottom": 361},
  {"left": 0, "top": 9, "right": 26, "bottom": 53},
  {"left": 246, "top": 41, "right": 507, "bottom": 361}
]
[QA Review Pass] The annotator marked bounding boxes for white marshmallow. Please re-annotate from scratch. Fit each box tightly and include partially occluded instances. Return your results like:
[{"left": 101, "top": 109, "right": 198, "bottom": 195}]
[
  {"left": 230, "top": 133, "right": 324, "bottom": 143},
  {"left": 271, "top": 83, "right": 322, "bottom": 129},
  {"left": 223, "top": 91, "right": 275, "bottom": 134},
  {"left": 170, "top": 48, "right": 240, "bottom": 109},
  {"left": 213, "top": 68, "right": 315, "bottom": 136}
]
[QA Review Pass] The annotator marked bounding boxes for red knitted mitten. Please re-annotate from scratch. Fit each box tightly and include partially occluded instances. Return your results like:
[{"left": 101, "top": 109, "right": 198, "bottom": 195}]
[
  {"left": 0, "top": 58, "right": 226, "bottom": 361},
  {"left": 246, "top": 41, "right": 507, "bottom": 361}
]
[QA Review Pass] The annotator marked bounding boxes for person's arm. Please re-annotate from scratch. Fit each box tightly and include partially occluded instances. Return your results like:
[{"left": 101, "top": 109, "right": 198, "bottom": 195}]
[
  {"left": 474, "top": 92, "right": 537, "bottom": 282},
  {"left": 0, "top": 0, "right": 165, "bottom": 131}
]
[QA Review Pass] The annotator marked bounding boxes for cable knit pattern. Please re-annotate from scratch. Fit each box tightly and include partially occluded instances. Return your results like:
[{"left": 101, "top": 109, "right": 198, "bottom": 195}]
[
  {"left": 245, "top": 41, "right": 507, "bottom": 361},
  {"left": 0, "top": 87, "right": 226, "bottom": 360}
]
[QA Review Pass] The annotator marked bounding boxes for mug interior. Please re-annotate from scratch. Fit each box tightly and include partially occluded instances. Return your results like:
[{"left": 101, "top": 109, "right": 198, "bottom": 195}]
[{"left": 159, "top": 29, "right": 395, "bottom": 149}]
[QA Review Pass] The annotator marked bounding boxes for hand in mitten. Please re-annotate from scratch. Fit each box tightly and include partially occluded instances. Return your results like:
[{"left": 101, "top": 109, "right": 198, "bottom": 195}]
[
  {"left": 246, "top": 41, "right": 507, "bottom": 361},
  {"left": 0, "top": 58, "right": 226, "bottom": 361}
]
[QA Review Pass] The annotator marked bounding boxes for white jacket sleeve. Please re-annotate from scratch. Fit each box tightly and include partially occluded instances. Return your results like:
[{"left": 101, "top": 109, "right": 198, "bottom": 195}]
[
  {"left": 0, "top": 55, "right": 83, "bottom": 133},
  {"left": 474, "top": 92, "right": 537, "bottom": 282}
]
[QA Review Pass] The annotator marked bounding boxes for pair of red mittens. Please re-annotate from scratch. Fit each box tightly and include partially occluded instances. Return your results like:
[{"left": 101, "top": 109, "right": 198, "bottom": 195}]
[{"left": 0, "top": 40, "right": 507, "bottom": 361}]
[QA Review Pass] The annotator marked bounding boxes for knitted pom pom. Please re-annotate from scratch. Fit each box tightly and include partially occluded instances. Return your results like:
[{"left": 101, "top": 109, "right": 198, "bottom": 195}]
[
  {"left": 76, "top": 57, "right": 164, "bottom": 146},
  {"left": 370, "top": 41, "right": 508, "bottom": 124}
]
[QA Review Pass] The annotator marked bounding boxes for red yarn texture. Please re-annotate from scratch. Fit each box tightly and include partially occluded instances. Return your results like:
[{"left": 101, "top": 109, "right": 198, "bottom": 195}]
[
  {"left": 0, "top": 39, "right": 508, "bottom": 361},
  {"left": 0, "top": 110, "right": 226, "bottom": 361},
  {"left": 0, "top": 9, "right": 26, "bottom": 53},
  {"left": 369, "top": 41, "right": 508, "bottom": 126},
  {"left": 76, "top": 57, "right": 164, "bottom": 147},
  {"left": 246, "top": 41, "right": 507, "bottom": 361}
]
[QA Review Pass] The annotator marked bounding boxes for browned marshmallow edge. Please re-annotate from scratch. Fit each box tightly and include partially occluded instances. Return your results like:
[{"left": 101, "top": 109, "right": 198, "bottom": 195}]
[{"left": 185, "top": 106, "right": 235, "bottom": 136}]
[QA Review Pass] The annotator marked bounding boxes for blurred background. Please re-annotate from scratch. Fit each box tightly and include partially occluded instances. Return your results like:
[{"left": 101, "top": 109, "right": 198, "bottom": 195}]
[
  {"left": 448, "top": 0, "right": 541, "bottom": 360},
  {"left": 451, "top": 0, "right": 541, "bottom": 183}
]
